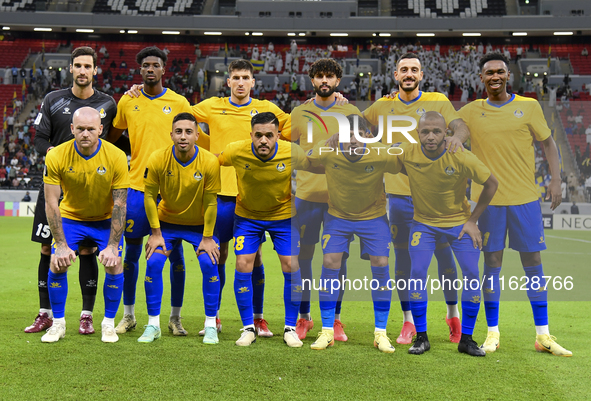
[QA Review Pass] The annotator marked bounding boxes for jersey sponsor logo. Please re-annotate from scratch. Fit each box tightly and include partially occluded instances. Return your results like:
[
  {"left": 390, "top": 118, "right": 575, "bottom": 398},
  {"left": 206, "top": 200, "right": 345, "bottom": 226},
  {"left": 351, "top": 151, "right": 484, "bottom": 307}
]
[
  {"left": 514, "top": 109, "right": 524, "bottom": 118},
  {"left": 145, "top": 276, "right": 152, "bottom": 283},
  {"left": 209, "top": 276, "right": 219, "bottom": 283},
  {"left": 470, "top": 295, "right": 481, "bottom": 304},
  {"left": 162, "top": 105, "right": 172, "bottom": 114},
  {"left": 107, "top": 284, "right": 119, "bottom": 289},
  {"left": 63, "top": 107, "right": 71, "bottom": 115},
  {"left": 365, "top": 165, "right": 374, "bottom": 173},
  {"left": 250, "top": 109, "right": 259, "bottom": 117},
  {"left": 96, "top": 165, "right": 107, "bottom": 175},
  {"left": 276, "top": 162, "right": 286, "bottom": 172},
  {"left": 34, "top": 112, "right": 43, "bottom": 125},
  {"left": 294, "top": 285, "right": 303, "bottom": 293},
  {"left": 444, "top": 165, "right": 456, "bottom": 176},
  {"left": 238, "top": 286, "right": 250, "bottom": 293},
  {"left": 86, "top": 279, "right": 97, "bottom": 287},
  {"left": 50, "top": 282, "right": 62, "bottom": 288},
  {"left": 99, "top": 108, "right": 106, "bottom": 118},
  {"left": 416, "top": 107, "right": 426, "bottom": 116},
  {"left": 144, "top": 168, "right": 149, "bottom": 179},
  {"left": 43, "top": 165, "right": 48, "bottom": 177},
  {"left": 194, "top": 171, "right": 203, "bottom": 181},
  {"left": 539, "top": 236, "right": 545, "bottom": 244},
  {"left": 410, "top": 292, "right": 422, "bottom": 300}
]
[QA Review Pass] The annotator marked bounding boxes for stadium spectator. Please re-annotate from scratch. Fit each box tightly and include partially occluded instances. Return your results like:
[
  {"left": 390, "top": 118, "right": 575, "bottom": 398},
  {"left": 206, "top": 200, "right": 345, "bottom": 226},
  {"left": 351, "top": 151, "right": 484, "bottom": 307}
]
[
  {"left": 22, "top": 191, "right": 31, "bottom": 202},
  {"left": 6, "top": 114, "right": 14, "bottom": 135},
  {"left": 570, "top": 202, "right": 579, "bottom": 214},
  {"left": 582, "top": 47, "right": 588, "bottom": 57}
]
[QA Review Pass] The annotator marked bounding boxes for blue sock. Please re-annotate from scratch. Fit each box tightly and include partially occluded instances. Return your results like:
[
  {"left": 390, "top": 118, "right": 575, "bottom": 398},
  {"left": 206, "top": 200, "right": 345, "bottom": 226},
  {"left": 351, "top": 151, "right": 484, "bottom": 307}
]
[
  {"left": 284, "top": 270, "right": 302, "bottom": 326},
  {"left": 454, "top": 251, "right": 482, "bottom": 335},
  {"left": 123, "top": 242, "right": 142, "bottom": 306},
  {"left": 234, "top": 270, "right": 254, "bottom": 326},
  {"left": 408, "top": 248, "right": 433, "bottom": 333},
  {"left": 103, "top": 273, "right": 124, "bottom": 319},
  {"left": 482, "top": 264, "right": 502, "bottom": 327},
  {"left": 335, "top": 258, "right": 347, "bottom": 316},
  {"left": 47, "top": 270, "right": 68, "bottom": 319},
  {"left": 371, "top": 265, "right": 392, "bottom": 330},
  {"left": 217, "top": 263, "right": 226, "bottom": 311},
  {"left": 524, "top": 264, "right": 548, "bottom": 326},
  {"left": 298, "top": 258, "right": 313, "bottom": 315},
  {"left": 169, "top": 241, "right": 185, "bottom": 308},
  {"left": 252, "top": 263, "right": 265, "bottom": 315},
  {"left": 319, "top": 266, "right": 340, "bottom": 329},
  {"left": 434, "top": 246, "right": 458, "bottom": 305},
  {"left": 394, "top": 248, "right": 412, "bottom": 312},
  {"left": 198, "top": 253, "right": 220, "bottom": 317},
  {"left": 145, "top": 252, "right": 166, "bottom": 316}
]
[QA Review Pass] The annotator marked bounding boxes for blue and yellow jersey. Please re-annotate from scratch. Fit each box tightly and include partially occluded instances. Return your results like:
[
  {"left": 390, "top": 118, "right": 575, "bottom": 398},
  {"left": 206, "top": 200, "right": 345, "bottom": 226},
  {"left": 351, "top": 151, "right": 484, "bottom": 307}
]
[
  {"left": 112, "top": 88, "right": 194, "bottom": 191},
  {"left": 363, "top": 91, "right": 461, "bottom": 196},
  {"left": 291, "top": 100, "right": 363, "bottom": 203},
  {"left": 191, "top": 97, "right": 291, "bottom": 197},
  {"left": 218, "top": 139, "right": 308, "bottom": 221},
  {"left": 391, "top": 143, "right": 491, "bottom": 227},
  {"left": 307, "top": 142, "right": 399, "bottom": 221},
  {"left": 144, "top": 145, "right": 220, "bottom": 227},
  {"left": 458, "top": 94, "right": 551, "bottom": 206},
  {"left": 44, "top": 139, "right": 129, "bottom": 221}
]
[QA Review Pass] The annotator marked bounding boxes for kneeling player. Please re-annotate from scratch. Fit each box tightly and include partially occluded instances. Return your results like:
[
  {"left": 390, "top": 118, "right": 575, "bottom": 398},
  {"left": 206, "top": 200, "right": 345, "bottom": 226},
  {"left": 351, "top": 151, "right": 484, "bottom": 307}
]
[
  {"left": 219, "top": 112, "right": 308, "bottom": 348},
  {"left": 391, "top": 111, "right": 498, "bottom": 356},
  {"left": 41, "top": 107, "right": 128, "bottom": 344},
  {"left": 141, "top": 113, "right": 221, "bottom": 344},
  {"left": 307, "top": 115, "right": 398, "bottom": 353}
]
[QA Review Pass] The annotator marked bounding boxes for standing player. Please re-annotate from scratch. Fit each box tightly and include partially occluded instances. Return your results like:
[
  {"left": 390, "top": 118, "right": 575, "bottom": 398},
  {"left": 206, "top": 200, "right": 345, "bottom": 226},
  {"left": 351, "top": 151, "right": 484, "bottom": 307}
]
[
  {"left": 41, "top": 107, "right": 128, "bottom": 343},
  {"left": 390, "top": 111, "right": 497, "bottom": 356},
  {"left": 363, "top": 53, "right": 470, "bottom": 344},
  {"left": 218, "top": 112, "right": 306, "bottom": 348},
  {"left": 107, "top": 47, "right": 193, "bottom": 336},
  {"left": 306, "top": 116, "right": 397, "bottom": 353},
  {"left": 290, "top": 58, "right": 362, "bottom": 341},
  {"left": 452, "top": 53, "right": 571, "bottom": 356},
  {"left": 140, "top": 113, "right": 221, "bottom": 344},
  {"left": 126, "top": 59, "right": 289, "bottom": 336},
  {"left": 26, "top": 46, "right": 118, "bottom": 335}
]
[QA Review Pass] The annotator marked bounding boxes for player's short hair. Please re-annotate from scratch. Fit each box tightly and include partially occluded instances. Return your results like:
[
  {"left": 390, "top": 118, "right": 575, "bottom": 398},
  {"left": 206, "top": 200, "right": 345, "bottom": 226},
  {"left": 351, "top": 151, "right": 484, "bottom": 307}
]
[
  {"left": 251, "top": 111, "right": 279, "bottom": 128},
  {"left": 172, "top": 112, "right": 197, "bottom": 127},
  {"left": 479, "top": 52, "right": 510, "bottom": 71},
  {"left": 71, "top": 47, "right": 97, "bottom": 69},
  {"left": 397, "top": 53, "right": 421, "bottom": 68},
  {"left": 228, "top": 59, "right": 254, "bottom": 76},
  {"left": 418, "top": 111, "right": 446, "bottom": 128},
  {"left": 136, "top": 46, "right": 168, "bottom": 66},
  {"left": 346, "top": 114, "right": 371, "bottom": 136},
  {"left": 308, "top": 58, "right": 343, "bottom": 80}
]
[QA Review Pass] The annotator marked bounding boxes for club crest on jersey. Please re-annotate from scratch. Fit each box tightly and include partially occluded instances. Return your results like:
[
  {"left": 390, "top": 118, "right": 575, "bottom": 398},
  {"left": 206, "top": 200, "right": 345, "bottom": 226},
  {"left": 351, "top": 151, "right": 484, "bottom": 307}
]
[
  {"left": 66, "top": 166, "right": 75, "bottom": 174},
  {"left": 416, "top": 108, "right": 426, "bottom": 116},
  {"left": 193, "top": 171, "right": 203, "bottom": 181},
  {"left": 514, "top": 109, "right": 524, "bottom": 118},
  {"left": 63, "top": 107, "right": 71, "bottom": 115},
  {"left": 133, "top": 105, "right": 140, "bottom": 111},
  {"left": 166, "top": 170, "right": 173, "bottom": 176},
  {"left": 162, "top": 106, "right": 172, "bottom": 114},
  {"left": 276, "top": 162, "right": 286, "bottom": 172},
  {"left": 99, "top": 108, "right": 106, "bottom": 118},
  {"left": 96, "top": 165, "right": 107, "bottom": 175},
  {"left": 444, "top": 165, "right": 456, "bottom": 175},
  {"left": 244, "top": 163, "right": 251, "bottom": 170},
  {"left": 480, "top": 112, "right": 486, "bottom": 118},
  {"left": 365, "top": 165, "right": 374, "bottom": 173},
  {"left": 332, "top": 163, "right": 340, "bottom": 170},
  {"left": 250, "top": 109, "right": 259, "bottom": 117}
]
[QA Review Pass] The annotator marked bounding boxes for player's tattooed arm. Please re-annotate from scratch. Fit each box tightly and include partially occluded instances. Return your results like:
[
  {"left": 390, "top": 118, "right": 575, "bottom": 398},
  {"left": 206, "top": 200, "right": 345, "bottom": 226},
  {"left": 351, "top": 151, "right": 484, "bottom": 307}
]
[
  {"left": 45, "top": 183, "right": 76, "bottom": 270},
  {"left": 100, "top": 188, "right": 127, "bottom": 268},
  {"left": 446, "top": 118, "right": 470, "bottom": 153}
]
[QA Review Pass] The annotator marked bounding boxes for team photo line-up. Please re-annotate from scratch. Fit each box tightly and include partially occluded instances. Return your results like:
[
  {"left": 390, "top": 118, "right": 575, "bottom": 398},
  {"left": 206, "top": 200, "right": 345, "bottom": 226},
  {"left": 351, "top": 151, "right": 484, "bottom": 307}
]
[{"left": 24, "top": 44, "right": 571, "bottom": 357}]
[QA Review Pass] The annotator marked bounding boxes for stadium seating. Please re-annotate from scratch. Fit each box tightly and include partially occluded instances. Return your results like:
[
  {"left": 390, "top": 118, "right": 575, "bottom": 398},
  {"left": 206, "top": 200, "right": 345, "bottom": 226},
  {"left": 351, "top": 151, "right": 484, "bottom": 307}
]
[
  {"left": 0, "top": 0, "right": 37, "bottom": 12},
  {"left": 391, "top": 0, "right": 506, "bottom": 17},
  {"left": 92, "top": 0, "right": 204, "bottom": 15}
]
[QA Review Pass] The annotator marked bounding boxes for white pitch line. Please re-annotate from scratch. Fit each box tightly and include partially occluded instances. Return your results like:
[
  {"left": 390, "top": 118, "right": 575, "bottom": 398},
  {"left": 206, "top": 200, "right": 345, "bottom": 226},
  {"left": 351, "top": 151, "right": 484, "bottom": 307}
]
[{"left": 546, "top": 235, "right": 591, "bottom": 244}]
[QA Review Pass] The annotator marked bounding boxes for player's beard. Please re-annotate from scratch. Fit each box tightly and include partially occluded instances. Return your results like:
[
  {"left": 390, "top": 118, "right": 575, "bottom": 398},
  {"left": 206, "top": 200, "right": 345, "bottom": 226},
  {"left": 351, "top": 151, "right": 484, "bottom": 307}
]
[
  {"left": 423, "top": 137, "right": 445, "bottom": 152},
  {"left": 313, "top": 83, "right": 336, "bottom": 98},
  {"left": 400, "top": 78, "right": 419, "bottom": 93},
  {"left": 74, "top": 76, "right": 92, "bottom": 88}
]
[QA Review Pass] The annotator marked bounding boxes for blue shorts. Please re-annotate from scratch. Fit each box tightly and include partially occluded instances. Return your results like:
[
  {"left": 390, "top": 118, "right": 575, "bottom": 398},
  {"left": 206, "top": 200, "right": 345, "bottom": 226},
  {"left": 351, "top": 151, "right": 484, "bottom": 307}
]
[
  {"left": 478, "top": 201, "right": 546, "bottom": 253},
  {"left": 388, "top": 195, "right": 449, "bottom": 246},
  {"left": 408, "top": 221, "right": 479, "bottom": 253},
  {"left": 294, "top": 198, "right": 329, "bottom": 245},
  {"left": 215, "top": 196, "right": 237, "bottom": 243},
  {"left": 159, "top": 222, "right": 219, "bottom": 254},
  {"left": 52, "top": 218, "right": 123, "bottom": 256},
  {"left": 124, "top": 188, "right": 151, "bottom": 239},
  {"left": 322, "top": 214, "right": 390, "bottom": 259},
  {"left": 233, "top": 216, "right": 297, "bottom": 256}
]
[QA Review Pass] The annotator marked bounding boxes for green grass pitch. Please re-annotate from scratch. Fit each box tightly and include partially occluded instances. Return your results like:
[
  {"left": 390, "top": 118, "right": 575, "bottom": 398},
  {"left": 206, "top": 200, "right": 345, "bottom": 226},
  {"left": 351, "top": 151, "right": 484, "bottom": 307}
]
[{"left": 0, "top": 216, "right": 589, "bottom": 400}]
